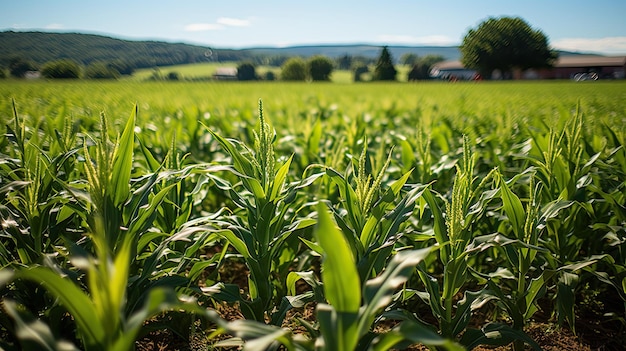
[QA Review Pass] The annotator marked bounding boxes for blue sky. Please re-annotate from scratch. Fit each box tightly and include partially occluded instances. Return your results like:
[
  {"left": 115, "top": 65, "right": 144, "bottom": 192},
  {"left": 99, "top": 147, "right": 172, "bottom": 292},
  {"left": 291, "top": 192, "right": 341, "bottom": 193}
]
[{"left": 2, "top": 0, "right": 626, "bottom": 54}]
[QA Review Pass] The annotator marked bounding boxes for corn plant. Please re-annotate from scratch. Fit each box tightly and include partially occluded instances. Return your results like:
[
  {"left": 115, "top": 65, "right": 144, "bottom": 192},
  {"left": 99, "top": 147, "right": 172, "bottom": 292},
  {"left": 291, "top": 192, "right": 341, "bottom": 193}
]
[
  {"left": 303, "top": 141, "right": 424, "bottom": 283},
  {"left": 0, "top": 101, "right": 82, "bottom": 267},
  {"left": 215, "top": 203, "right": 462, "bottom": 351},
  {"left": 410, "top": 136, "right": 537, "bottom": 349},
  {"left": 0, "top": 215, "right": 218, "bottom": 351},
  {"left": 487, "top": 169, "right": 603, "bottom": 350},
  {"left": 202, "top": 100, "right": 321, "bottom": 324}
]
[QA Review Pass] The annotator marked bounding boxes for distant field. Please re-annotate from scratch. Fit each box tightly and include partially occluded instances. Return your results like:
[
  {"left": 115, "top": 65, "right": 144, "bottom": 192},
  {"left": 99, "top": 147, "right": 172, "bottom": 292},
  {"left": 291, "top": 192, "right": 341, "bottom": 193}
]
[{"left": 130, "top": 62, "right": 413, "bottom": 83}]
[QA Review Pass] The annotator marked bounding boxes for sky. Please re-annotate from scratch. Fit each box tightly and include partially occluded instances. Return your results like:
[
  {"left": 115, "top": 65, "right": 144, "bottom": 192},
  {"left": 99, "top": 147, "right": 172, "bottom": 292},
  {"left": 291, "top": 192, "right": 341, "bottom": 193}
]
[{"left": 2, "top": 0, "right": 626, "bottom": 55}]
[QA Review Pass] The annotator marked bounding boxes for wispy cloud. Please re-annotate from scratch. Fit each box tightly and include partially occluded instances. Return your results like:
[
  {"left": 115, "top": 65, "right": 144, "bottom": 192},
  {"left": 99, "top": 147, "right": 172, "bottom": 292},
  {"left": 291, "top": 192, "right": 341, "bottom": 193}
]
[
  {"left": 376, "top": 34, "right": 456, "bottom": 46},
  {"left": 216, "top": 17, "right": 250, "bottom": 27},
  {"left": 45, "top": 23, "right": 64, "bottom": 30},
  {"left": 552, "top": 37, "right": 626, "bottom": 54},
  {"left": 185, "top": 23, "right": 223, "bottom": 31},
  {"left": 185, "top": 17, "right": 251, "bottom": 32}
]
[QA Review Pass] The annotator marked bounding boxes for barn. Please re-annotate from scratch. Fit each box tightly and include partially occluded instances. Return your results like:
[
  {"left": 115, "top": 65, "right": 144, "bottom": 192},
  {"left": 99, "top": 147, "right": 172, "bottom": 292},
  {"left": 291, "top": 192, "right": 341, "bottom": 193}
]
[
  {"left": 430, "top": 55, "right": 626, "bottom": 80},
  {"left": 213, "top": 67, "right": 238, "bottom": 80}
]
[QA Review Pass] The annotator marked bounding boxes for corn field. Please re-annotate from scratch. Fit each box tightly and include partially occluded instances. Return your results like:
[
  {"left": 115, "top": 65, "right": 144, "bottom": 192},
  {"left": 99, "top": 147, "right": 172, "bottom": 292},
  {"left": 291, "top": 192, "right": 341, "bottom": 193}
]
[{"left": 0, "top": 81, "right": 625, "bottom": 350}]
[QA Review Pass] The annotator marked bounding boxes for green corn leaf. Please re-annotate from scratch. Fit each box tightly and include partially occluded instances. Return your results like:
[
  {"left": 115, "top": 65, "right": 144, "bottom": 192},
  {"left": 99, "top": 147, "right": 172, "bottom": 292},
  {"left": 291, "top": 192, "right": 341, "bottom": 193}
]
[
  {"left": 316, "top": 303, "right": 360, "bottom": 351},
  {"left": 460, "top": 322, "right": 541, "bottom": 350},
  {"left": 422, "top": 189, "right": 448, "bottom": 260},
  {"left": 373, "top": 319, "right": 463, "bottom": 351},
  {"left": 217, "top": 229, "right": 252, "bottom": 259},
  {"left": 556, "top": 271, "right": 578, "bottom": 332},
  {"left": 13, "top": 267, "right": 104, "bottom": 348},
  {"left": 523, "top": 273, "right": 547, "bottom": 320},
  {"left": 111, "top": 105, "right": 136, "bottom": 207},
  {"left": 2, "top": 300, "right": 61, "bottom": 351},
  {"left": 358, "top": 248, "right": 432, "bottom": 336},
  {"left": 497, "top": 174, "right": 525, "bottom": 240},
  {"left": 315, "top": 202, "right": 361, "bottom": 313},
  {"left": 109, "top": 235, "right": 132, "bottom": 324},
  {"left": 225, "top": 319, "right": 295, "bottom": 351},
  {"left": 269, "top": 154, "right": 292, "bottom": 202}
]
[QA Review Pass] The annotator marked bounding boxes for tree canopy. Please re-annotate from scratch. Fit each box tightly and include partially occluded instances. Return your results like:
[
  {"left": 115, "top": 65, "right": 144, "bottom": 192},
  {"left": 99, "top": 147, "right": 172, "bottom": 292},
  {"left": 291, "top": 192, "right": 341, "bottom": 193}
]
[
  {"left": 308, "top": 56, "right": 334, "bottom": 81},
  {"left": 373, "top": 46, "right": 397, "bottom": 81},
  {"left": 237, "top": 62, "right": 257, "bottom": 81},
  {"left": 280, "top": 58, "right": 307, "bottom": 81},
  {"left": 460, "top": 17, "right": 557, "bottom": 78}
]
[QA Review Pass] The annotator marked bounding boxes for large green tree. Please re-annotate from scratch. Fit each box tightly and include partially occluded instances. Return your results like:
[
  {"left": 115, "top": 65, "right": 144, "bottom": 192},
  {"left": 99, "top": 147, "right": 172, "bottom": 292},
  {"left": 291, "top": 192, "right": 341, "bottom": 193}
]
[
  {"left": 237, "top": 62, "right": 257, "bottom": 81},
  {"left": 280, "top": 57, "right": 307, "bottom": 81},
  {"left": 308, "top": 55, "right": 334, "bottom": 81},
  {"left": 373, "top": 46, "right": 397, "bottom": 81},
  {"left": 460, "top": 17, "right": 557, "bottom": 78}
]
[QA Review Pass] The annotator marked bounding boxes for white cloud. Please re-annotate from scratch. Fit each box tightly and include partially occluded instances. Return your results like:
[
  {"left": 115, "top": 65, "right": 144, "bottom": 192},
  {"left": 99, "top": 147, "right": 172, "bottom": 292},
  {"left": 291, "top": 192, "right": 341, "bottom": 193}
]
[
  {"left": 185, "top": 23, "right": 223, "bottom": 31},
  {"left": 376, "top": 34, "right": 456, "bottom": 46},
  {"left": 552, "top": 37, "right": 626, "bottom": 55},
  {"left": 216, "top": 17, "right": 250, "bottom": 27},
  {"left": 185, "top": 17, "right": 251, "bottom": 32},
  {"left": 45, "top": 23, "right": 64, "bottom": 30}
]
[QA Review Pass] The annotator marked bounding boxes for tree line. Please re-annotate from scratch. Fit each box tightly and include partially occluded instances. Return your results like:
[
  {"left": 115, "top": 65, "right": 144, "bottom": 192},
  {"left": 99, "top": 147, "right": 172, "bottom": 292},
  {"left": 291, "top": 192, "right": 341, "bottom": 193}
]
[{"left": 1, "top": 47, "right": 444, "bottom": 82}]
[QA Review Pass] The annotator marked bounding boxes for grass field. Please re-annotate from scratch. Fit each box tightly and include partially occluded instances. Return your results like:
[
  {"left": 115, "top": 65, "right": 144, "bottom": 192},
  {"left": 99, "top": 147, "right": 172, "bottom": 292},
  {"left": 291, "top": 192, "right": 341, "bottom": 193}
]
[
  {"left": 1, "top": 79, "right": 625, "bottom": 350},
  {"left": 129, "top": 62, "right": 413, "bottom": 83}
]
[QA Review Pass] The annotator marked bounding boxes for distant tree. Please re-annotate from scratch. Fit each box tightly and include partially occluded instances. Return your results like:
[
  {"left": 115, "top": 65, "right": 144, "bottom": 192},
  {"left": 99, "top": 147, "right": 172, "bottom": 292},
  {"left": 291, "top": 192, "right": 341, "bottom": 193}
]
[
  {"left": 407, "top": 55, "right": 445, "bottom": 81},
  {"left": 8, "top": 56, "right": 36, "bottom": 78},
  {"left": 0, "top": 68, "right": 6, "bottom": 79},
  {"left": 41, "top": 59, "right": 80, "bottom": 79},
  {"left": 372, "top": 46, "right": 397, "bottom": 81},
  {"left": 353, "top": 64, "right": 369, "bottom": 82},
  {"left": 308, "top": 55, "right": 334, "bottom": 81},
  {"left": 264, "top": 71, "right": 276, "bottom": 81},
  {"left": 237, "top": 62, "right": 257, "bottom": 80},
  {"left": 336, "top": 54, "right": 352, "bottom": 70},
  {"left": 85, "top": 61, "right": 120, "bottom": 79},
  {"left": 280, "top": 57, "right": 307, "bottom": 81},
  {"left": 167, "top": 71, "right": 180, "bottom": 80},
  {"left": 460, "top": 16, "right": 558, "bottom": 78},
  {"left": 400, "top": 53, "right": 419, "bottom": 66}
]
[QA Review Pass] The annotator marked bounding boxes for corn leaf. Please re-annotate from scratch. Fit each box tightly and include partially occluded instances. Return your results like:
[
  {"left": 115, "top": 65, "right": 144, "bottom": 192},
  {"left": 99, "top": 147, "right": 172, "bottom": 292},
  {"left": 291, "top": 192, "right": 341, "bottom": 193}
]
[
  {"left": 111, "top": 105, "right": 136, "bottom": 207},
  {"left": 315, "top": 202, "right": 361, "bottom": 313},
  {"left": 13, "top": 267, "right": 105, "bottom": 349}
]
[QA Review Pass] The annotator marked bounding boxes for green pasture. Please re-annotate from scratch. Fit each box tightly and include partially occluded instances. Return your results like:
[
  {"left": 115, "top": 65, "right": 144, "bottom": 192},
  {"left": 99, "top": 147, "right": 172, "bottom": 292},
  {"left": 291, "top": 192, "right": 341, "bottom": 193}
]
[{"left": 129, "top": 62, "right": 413, "bottom": 83}]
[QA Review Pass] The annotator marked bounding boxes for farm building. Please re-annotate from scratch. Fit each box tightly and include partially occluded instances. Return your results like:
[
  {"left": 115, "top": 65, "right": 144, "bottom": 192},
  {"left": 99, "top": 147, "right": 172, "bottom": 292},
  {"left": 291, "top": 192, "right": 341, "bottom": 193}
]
[
  {"left": 430, "top": 55, "right": 626, "bottom": 80},
  {"left": 213, "top": 67, "right": 238, "bottom": 80}
]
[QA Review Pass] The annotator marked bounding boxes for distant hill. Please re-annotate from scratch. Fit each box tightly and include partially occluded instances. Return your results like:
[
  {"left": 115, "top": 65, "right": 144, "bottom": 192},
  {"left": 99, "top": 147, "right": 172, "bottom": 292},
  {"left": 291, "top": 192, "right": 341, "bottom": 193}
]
[
  {"left": 241, "top": 45, "right": 464, "bottom": 61},
  {"left": 0, "top": 30, "right": 597, "bottom": 70}
]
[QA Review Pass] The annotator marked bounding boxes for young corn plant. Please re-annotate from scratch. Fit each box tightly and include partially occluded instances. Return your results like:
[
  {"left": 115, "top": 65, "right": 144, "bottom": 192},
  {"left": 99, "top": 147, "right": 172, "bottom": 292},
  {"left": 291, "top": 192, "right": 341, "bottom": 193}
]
[
  {"left": 0, "top": 216, "right": 218, "bottom": 351},
  {"left": 0, "top": 101, "right": 82, "bottom": 267},
  {"left": 202, "top": 100, "right": 321, "bottom": 324},
  {"left": 488, "top": 169, "right": 601, "bottom": 350},
  {"left": 304, "top": 140, "right": 425, "bottom": 283},
  {"left": 412, "top": 136, "right": 536, "bottom": 349},
  {"left": 312, "top": 203, "right": 462, "bottom": 351},
  {"left": 216, "top": 203, "right": 462, "bottom": 351}
]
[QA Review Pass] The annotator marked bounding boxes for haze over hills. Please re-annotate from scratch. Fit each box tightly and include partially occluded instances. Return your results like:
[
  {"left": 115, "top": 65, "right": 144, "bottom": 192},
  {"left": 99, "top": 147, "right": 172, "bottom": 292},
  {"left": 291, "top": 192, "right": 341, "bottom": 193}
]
[{"left": 0, "top": 30, "right": 598, "bottom": 70}]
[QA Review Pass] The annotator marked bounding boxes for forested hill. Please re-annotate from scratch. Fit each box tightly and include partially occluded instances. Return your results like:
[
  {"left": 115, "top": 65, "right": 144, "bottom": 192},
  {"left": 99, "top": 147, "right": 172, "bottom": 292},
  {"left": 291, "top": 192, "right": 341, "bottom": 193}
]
[
  {"left": 1, "top": 31, "right": 466, "bottom": 68},
  {"left": 1, "top": 31, "right": 588, "bottom": 71},
  {"left": 0, "top": 31, "right": 251, "bottom": 68}
]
